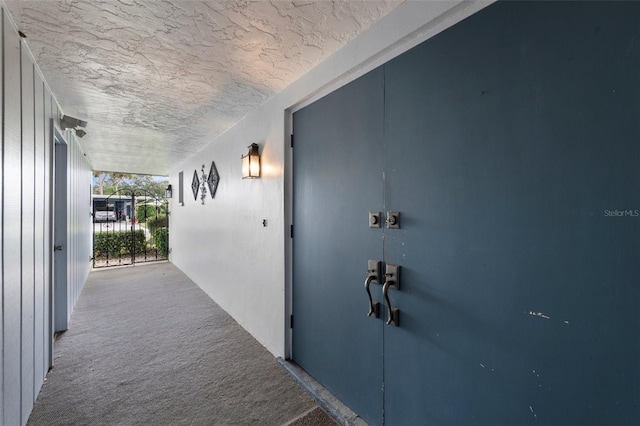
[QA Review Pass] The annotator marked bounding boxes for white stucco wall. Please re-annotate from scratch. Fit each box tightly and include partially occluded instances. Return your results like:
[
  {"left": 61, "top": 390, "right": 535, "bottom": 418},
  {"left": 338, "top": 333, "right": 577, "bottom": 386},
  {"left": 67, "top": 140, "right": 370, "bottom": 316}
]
[{"left": 169, "top": 1, "right": 494, "bottom": 357}]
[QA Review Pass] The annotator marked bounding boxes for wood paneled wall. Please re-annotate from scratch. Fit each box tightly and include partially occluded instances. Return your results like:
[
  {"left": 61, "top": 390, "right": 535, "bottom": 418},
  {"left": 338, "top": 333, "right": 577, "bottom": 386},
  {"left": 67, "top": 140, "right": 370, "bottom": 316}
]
[
  {"left": 1, "top": 6, "right": 92, "bottom": 425},
  {"left": 62, "top": 128, "right": 92, "bottom": 331}
]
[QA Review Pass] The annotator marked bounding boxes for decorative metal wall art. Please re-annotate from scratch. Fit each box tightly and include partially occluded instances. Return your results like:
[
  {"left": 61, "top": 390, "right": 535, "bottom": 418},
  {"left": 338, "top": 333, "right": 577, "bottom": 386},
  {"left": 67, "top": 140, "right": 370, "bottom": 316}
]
[
  {"left": 198, "top": 165, "right": 208, "bottom": 204},
  {"left": 207, "top": 161, "right": 220, "bottom": 198},
  {"left": 191, "top": 170, "right": 200, "bottom": 201},
  {"left": 191, "top": 162, "right": 220, "bottom": 205}
]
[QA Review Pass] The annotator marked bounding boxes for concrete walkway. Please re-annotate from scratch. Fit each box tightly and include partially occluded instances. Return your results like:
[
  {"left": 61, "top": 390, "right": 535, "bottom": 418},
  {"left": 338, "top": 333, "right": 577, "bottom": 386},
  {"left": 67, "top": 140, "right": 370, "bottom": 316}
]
[{"left": 28, "top": 262, "right": 336, "bottom": 426}]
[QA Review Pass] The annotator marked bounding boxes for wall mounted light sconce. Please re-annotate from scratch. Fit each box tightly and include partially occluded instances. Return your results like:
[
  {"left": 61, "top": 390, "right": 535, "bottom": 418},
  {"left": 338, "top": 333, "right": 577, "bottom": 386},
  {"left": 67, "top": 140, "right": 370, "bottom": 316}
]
[
  {"left": 164, "top": 184, "right": 172, "bottom": 198},
  {"left": 242, "top": 143, "right": 260, "bottom": 179}
]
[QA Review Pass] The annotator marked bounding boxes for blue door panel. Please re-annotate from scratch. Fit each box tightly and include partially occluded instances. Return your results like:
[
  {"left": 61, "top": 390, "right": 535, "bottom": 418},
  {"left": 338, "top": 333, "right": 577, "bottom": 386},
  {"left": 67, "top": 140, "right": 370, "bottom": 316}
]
[
  {"left": 383, "top": 1, "right": 639, "bottom": 425},
  {"left": 292, "top": 67, "right": 385, "bottom": 425}
]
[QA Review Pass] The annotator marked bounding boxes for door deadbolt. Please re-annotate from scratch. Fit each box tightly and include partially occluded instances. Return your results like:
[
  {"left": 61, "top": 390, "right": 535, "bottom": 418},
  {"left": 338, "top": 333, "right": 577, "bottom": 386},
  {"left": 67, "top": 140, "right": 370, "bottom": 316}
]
[
  {"left": 369, "top": 212, "right": 381, "bottom": 228},
  {"left": 386, "top": 211, "right": 401, "bottom": 229}
]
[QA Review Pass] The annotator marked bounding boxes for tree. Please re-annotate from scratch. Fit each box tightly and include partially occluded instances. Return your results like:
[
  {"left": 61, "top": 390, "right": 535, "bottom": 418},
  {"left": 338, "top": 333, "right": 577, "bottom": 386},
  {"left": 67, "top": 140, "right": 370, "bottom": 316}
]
[
  {"left": 93, "top": 171, "right": 109, "bottom": 195},
  {"left": 121, "top": 175, "right": 168, "bottom": 198},
  {"left": 93, "top": 171, "right": 169, "bottom": 198},
  {"left": 106, "top": 173, "right": 132, "bottom": 194}
]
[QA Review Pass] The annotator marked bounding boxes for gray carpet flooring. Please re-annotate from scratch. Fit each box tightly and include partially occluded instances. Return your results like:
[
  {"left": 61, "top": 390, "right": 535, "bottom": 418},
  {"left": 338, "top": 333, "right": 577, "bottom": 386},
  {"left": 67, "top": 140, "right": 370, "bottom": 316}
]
[{"left": 27, "top": 262, "right": 336, "bottom": 426}]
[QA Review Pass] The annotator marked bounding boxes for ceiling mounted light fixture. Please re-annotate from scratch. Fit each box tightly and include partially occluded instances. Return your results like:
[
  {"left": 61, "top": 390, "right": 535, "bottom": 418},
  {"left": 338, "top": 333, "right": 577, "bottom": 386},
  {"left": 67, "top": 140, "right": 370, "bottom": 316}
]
[
  {"left": 61, "top": 115, "right": 88, "bottom": 138},
  {"left": 61, "top": 115, "right": 87, "bottom": 129}
]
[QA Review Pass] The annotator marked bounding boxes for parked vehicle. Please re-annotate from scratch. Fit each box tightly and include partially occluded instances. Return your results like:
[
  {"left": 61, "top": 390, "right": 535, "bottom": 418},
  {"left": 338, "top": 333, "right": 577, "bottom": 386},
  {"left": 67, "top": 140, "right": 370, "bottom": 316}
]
[{"left": 94, "top": 210, "right": 117, "bottom": 222}]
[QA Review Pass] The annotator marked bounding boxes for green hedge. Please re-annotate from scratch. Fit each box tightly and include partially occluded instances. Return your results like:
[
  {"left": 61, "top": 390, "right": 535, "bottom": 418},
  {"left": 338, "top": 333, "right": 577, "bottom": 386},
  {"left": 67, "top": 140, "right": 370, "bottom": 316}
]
[
  {"left": 94, "top": 230, "right": 146, "bottom": 257},
  {"left": 147, "top": 214, "right": 168, "bottom": 231},
  {"left": 136, "top": 205, "right": 157, "bottom": 223},
  {"left": 154, "top": 227, "right": 169, "bottom": 257}
]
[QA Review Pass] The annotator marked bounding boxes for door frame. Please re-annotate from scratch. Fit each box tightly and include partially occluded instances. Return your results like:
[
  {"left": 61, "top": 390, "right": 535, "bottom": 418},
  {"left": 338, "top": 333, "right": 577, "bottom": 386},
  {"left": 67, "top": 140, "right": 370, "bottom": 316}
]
[
  {"left": 285, "top": 3, "right": 640, "bottom": 425},
  {"left": 284, "top": 110, "right": 294, "bottom": 359},
  {"left": 282, "top": 1, "right": 492, "bottom": 361},
  {"left": 48, "top": 121, "right": 67, "bottom": 364}
]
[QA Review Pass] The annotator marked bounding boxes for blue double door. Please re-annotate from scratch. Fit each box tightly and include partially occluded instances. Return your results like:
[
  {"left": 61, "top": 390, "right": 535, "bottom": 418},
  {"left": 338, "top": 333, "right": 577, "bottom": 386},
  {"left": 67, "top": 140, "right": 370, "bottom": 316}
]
[{"left": 292, "top": 2, "right": 639, "bottom": 425}]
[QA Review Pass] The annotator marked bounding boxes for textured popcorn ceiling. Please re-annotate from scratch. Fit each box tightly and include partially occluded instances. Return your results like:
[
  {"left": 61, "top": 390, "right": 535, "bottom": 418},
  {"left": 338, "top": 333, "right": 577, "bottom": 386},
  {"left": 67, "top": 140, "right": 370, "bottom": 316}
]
[{"left": 5, "top": 0, "right": 402, "bottom": 175}]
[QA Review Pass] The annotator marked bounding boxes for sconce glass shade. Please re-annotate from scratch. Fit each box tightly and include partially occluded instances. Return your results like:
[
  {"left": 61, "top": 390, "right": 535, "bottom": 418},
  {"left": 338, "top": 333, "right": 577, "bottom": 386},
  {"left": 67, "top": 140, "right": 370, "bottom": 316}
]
[
  {"left": 164, "top": 184, "right": 172, "bottom": 198},
  {"left": 242, "top": 143, "right": 261, "bottom": 179}
]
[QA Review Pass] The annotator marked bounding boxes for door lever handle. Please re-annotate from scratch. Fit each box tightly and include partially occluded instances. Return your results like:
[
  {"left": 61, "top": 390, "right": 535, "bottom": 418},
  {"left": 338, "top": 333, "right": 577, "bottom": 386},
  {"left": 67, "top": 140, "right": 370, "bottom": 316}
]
[
  {"left": 365, "top": 260, "right": 382, "bottom": 318},
  {"left": 383, "top": 263, "right": 400, "bottom": 326},
  {"left": 365, "top": 276, "right": 380, "bottom": 318}
]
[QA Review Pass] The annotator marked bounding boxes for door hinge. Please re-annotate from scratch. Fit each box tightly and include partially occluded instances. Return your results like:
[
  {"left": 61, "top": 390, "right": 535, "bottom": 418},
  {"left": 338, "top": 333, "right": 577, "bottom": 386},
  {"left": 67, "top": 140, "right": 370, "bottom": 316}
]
[
  {"left": 290, "top": 224, "right": 294, "bottom": 238},
  {"left": 290, "top": 315, "right": 294, "bottom": 329},
  {"left": 290, "top": 134, "right": 294, "bottom": 148}
]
